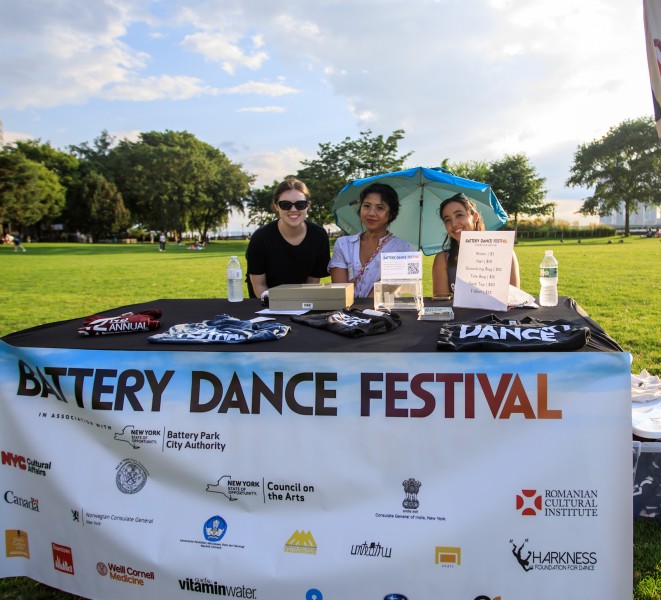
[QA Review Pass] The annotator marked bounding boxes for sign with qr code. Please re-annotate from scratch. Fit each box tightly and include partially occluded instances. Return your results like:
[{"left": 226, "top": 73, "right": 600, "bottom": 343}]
[{"left": 380, "top": 252, "right": 423, "bottom": 281}]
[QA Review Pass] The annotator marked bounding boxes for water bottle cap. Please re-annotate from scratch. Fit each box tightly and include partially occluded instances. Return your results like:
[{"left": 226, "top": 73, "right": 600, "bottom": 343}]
[
  {"left": 230, "top": 255, "right": 237, "bottom": 259},
  {"left": 545, "top": 250, "right": 553, "bottom": 255}
]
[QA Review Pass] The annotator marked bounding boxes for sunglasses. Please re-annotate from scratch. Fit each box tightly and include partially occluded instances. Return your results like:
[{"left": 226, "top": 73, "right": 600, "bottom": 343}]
[{"left": 277, "top": 200, "right": 309, "bottom": 211}]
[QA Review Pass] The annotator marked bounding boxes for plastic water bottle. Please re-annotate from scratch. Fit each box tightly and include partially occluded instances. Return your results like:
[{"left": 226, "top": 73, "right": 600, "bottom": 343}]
[
  {"left": 226, "top": 256, "right": 244, "bottom": 302},
  {"left": 539, "top": 250, "right": 558, "bottom": 307}
]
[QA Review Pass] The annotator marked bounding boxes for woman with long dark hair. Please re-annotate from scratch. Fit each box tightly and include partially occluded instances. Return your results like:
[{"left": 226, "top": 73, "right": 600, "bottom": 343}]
[{"left": 432, "top": 193, "right": 520, "bottom": 296}]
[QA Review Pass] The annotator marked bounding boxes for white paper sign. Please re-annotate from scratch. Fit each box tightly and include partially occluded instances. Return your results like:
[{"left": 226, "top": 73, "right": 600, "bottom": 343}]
[
  {"left": 453, "top": 230, "right": 515, "bottom": 310},
  {"left": 380, "top": 251, "right": 422, "bottom": 281}
]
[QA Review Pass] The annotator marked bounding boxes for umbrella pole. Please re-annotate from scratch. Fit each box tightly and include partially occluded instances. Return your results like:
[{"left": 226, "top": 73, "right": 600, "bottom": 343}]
[{"left": 418, "top": 184, "right": 424, "bottom": 249}]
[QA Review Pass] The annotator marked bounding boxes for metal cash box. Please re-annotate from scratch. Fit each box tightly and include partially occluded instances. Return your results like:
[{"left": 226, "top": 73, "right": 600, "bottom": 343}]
[{"left": 268, "top": 283, "right": 354, "bottom": 311}]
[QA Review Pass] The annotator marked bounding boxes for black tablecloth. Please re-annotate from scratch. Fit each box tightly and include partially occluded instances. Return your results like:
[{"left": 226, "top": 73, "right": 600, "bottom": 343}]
[{"left": 2, "top": 297, "right": 623, "bottom": 354}]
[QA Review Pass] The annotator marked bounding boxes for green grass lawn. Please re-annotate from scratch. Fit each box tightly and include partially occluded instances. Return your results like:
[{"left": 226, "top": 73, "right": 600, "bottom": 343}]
[{"left": 1, "top": 235, "right": 660, "bottom": 599}]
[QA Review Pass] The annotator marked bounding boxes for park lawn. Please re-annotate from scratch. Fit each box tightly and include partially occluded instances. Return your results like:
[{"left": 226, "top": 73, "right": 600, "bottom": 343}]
[
  {"left": 1, "top": 236, "right": 659, "bottom": 374},
  {"left": 1, "top": 235, "right": 660, "bottom": 600}
]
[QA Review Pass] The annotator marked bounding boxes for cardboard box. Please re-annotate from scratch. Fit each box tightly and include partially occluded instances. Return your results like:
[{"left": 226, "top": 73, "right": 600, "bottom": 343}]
[{"left": 268, "top": 283, "right": 354, "bottom": 311}]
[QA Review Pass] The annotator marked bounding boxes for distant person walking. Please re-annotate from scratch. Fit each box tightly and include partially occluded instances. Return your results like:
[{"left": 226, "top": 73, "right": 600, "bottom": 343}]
[
  {"left": 13, "top": 234, "right": 26, "bottom": 253},
  {"left": 158, "top": 233, "right": 166, "bottom": 252}
]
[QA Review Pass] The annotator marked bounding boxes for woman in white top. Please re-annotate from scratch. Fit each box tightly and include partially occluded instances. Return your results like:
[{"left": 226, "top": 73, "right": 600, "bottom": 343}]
[{"left": 329, "top": 183, "right": 412, "bottom": 298}]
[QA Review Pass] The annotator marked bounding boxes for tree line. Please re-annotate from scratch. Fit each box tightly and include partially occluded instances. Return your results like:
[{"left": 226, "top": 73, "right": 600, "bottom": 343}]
[{"left": 1, "top": 116, "right": 659, "bottom": 241}]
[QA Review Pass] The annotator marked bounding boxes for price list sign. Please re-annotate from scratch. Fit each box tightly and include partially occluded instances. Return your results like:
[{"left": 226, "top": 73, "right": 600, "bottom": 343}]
[{"left": 453, "top": 230, "right": 515, "bottom": 311}]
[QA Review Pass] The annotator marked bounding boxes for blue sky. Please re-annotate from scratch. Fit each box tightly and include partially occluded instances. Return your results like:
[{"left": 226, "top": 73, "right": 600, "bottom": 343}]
[{"left": 0, "top": 0, "right": 654, "bottom": 230}]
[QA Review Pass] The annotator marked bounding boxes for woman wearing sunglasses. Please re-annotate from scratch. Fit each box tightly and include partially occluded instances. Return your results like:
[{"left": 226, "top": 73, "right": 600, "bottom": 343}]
[
  {"left": 329, "top": 183, "right": 412, "bottom": 298},
  {"left": 246, "top": 178, "right": 331, "bottom": 300}
]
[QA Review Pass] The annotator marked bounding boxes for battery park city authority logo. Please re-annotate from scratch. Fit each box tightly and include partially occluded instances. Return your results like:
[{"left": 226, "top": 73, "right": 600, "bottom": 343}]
[
  {"left": 515, "top": 487, "right": 598, "bottom": 517},
  {"left": 115, "top": 458, "right": 149, "bottom": 494}
]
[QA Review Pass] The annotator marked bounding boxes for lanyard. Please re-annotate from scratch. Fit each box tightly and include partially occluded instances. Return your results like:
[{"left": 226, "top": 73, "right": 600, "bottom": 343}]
[{"left": 353, "top": 232, "right": 393, "bottom": 287}]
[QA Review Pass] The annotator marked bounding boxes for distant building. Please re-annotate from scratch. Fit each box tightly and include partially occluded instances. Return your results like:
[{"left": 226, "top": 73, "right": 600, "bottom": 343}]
[{"left": 600, "top": 203, "right": 661, "bottom": 228}]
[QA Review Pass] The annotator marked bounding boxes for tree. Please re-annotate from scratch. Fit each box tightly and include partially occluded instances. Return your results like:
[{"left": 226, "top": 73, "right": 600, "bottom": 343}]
[
  {"left": 0, "top": 150, "right": 66, "bottom": 230},
  {"left": 106, "top": 131, "right": 252, "bottom": 239},
  {"left": 295, "top": 129, "right": 413, "bottom": 225},
  {"left": 64, "top": 168, "right": 130, "bottom": 242},
  {"left": 566, "top": 116, "right": 661, "bottom": 236},
  {"left": 487, "top": 153, "right": 551, "bottom": 232},
  {"left": 440, "top": 159, "right": 491, "bottom": 183},
  {"left": 245, "top": 182, "right": 279, "bottom": 228}
]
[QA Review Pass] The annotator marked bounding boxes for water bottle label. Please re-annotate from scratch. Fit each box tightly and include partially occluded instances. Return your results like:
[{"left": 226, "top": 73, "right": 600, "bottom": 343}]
[
  {"left": 540, "top": 267, "right": 557, "bottom": 278},
  {"left": 227, "top": 268, "right": 242, "bottom": 279}
]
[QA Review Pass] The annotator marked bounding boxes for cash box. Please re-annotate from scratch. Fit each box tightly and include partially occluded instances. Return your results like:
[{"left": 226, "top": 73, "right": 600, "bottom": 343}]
[{"left": 268, "top": 283, "right": 354, "bottom": 311}]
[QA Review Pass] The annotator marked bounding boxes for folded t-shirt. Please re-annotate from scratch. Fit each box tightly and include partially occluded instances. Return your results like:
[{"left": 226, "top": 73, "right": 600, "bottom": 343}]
[{"left": 291, "top": 309, "right": 401, "bottom": 338}]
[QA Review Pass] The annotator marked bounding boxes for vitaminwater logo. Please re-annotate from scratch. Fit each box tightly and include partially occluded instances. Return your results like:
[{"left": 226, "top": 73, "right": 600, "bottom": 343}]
[
  {"left": 1, "top": 450, "right": 51, "bottom": 476},
  {"left": 510, "top": 538, "right": 597, "bottom": 572},
  {"left": 516, "top": 490, "right": 542, "bottom": 515},
  {"left": 178, "top": 576, "right": 257, "bottom": 597},
  {"left": 52, "top": 543, "right": 74, "bottom": 574},
  {"left": 5, "top": 530, "right": 30, "bottom": 558},
  {"left": 114, "top": 425, "right": 161, "bottom": 449},
  {"left": 284, "top": 530, "right": 317, "bottom": 555},
  {"left": 435, "top": 546, "right": 461, "bottom": 567},
  {"left": 115, "top": 458, "right": 148, "bottom": 494},
  {"left": 516, "top": 488, "right": 598, "bottom": 517}
]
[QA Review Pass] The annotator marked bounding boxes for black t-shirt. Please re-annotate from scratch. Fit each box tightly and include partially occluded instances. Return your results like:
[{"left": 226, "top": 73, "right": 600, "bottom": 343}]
[{"left": 245, "top": 220, "right": 331, "bottom": 298}]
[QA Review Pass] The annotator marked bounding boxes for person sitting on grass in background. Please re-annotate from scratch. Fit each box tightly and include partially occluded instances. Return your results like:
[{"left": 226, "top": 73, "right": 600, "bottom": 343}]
[
  {"left": 432, "top": 193, "right": 519, "bottom": 296},
  {"left": 13, "top": 234, "right": 26, "bottom": 253},
  {"left": 329, "top": 183, "right": 412, "bottom": 298},
  {"left": 245, "top": 178, "right": 331, "bottom": 302}
]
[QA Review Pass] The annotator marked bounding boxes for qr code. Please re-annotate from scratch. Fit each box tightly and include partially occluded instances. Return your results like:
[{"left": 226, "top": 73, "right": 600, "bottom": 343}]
[{"left": 407, "top": 263, "right": 420, "bottom": 275}]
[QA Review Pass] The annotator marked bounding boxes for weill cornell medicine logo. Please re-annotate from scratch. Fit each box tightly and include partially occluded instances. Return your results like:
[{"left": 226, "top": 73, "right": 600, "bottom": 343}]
[
  {"left": 203, "top": 515, "right": 228, "bottom": 543},
  {"left": 510, "top": 538, "right": 597, "bottom": 572},
  {"left": 115, "top": 458, "right": 149, "bottom": 494},
  {"left": 515, "top": 487, "right": 598, "bottom": 517},
  {"left": 5, "top": 530, "right": 30, "bottom": 559},
  {"left": 52, "top": 543, "right": 74, "bottom": 574}
]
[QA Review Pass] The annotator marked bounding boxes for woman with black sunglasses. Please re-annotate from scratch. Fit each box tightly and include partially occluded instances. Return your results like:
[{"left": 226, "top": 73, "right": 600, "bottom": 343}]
[{"left": 246, "top": 178, "right": 331, "bottom": 300}]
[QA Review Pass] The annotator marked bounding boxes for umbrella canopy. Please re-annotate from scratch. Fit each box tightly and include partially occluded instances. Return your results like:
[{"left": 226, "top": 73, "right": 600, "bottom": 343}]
[{"left": 332, "top": 167, "right": 508, "bottom": 255}]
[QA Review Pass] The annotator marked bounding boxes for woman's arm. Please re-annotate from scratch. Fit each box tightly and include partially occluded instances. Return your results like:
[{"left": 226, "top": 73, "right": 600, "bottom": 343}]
[
  {"left": 432, "top": 252, "right": 451, "bottom": 296},
  {"left": 510, "top": 251, "right": 521, "bottom": 288},
  {"left": 329, "top": 267, "right": 349, "bottom": 283},
  {"left": 249, "top": 273, "right": 269, "bottom": 299}
]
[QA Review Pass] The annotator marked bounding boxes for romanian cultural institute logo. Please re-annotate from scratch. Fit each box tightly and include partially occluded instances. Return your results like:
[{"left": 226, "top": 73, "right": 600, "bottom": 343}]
[
  {"left": 516, "top": 487, "right": 598, "bottom": 517},
  {"left": 115, "top": 458, "right": 149, "bottom": 494}
]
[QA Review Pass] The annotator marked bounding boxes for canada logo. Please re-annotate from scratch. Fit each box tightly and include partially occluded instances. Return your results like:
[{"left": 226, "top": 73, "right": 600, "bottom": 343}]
[{"left": 516, "top": 489, "right": 542, "bottom": 516}]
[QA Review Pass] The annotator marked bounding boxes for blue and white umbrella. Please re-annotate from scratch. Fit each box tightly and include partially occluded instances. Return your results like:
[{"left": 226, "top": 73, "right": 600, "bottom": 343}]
[{"left": 332, "top": 166, "right": 508, "bottom": 255}]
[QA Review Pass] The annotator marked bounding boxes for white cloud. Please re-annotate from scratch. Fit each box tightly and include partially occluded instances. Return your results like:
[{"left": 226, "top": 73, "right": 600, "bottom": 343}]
[
  {"left": 237, "top": 106, "right": 286, "bottom": 113},
  {"left": 103, "top": 75, "right": 217, "bottom": 101},
  {"left": 221, "top": 81, "right": 299, "bottom": 96},
  {"left": 181, "top": 32, "right": 268, "bottom": 74},
  {"left": 243, "top": 147, "right": 309, "bottom": 187}
]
